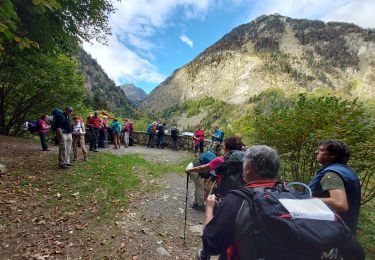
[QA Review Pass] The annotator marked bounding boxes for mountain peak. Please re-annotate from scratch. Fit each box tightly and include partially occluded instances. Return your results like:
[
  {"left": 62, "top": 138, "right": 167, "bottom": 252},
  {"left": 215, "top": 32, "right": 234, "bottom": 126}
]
[{"left": 120, "top": 84, "right": 148, "bottom": 106}]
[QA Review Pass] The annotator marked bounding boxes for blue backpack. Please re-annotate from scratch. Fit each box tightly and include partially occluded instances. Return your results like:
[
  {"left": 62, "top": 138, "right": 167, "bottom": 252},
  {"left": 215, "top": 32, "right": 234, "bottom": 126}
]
[
  {"left": 199, "top": 151, "right": 217, "bottom": 164},
  {"left": 27, "top": 120, "right": 39, "bottom": 133},
  {"left": 51, "top": 108, "right": 63, "bottom": 131},
  {"left": 147, "top": 124, "right": 153, "bottom": 134}
]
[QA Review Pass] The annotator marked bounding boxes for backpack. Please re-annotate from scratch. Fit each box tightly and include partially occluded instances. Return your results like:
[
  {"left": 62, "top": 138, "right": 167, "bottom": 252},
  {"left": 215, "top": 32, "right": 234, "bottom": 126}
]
[
  {"left": 199, "top": 151, "right": 217, "bottom": 164},
  {"left": 157, "top": 124, "right": 164, "bottom": 135},
  {"left": 215, "top": 150, "right": 245, "bottom": 197},
  {"left": 230, "top": 185, "right": 365, "bottom": 260},
  {"left": 217, "top": 130, "right": 224, "bottom": 142},
  {"left": 26, "top": 120, "right": 39, "bottom": 133},
  {"left": 50, "top": 108, "right": 63, "bottom": 131},
  {"left": 111, "top": 122, "right": 121, "bottom": 134},
  {"left": 147, "top": 124, "right": 153, "bottom": 134},
  {"left": 171, "top": 127, "right": 179, "bottom": 138}
]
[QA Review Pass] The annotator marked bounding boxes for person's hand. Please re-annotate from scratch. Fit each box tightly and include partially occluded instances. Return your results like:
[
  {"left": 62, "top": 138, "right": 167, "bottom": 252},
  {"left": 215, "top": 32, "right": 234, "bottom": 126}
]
[{"left": 205, "top": 194, "right": 216, "bottom": 209}]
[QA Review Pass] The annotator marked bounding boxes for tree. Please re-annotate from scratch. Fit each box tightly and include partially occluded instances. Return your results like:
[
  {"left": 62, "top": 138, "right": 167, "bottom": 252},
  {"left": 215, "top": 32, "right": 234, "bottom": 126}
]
[
  {"left": 251, "top": 93, "right": 375, "bottom": 204},
  {"left": 0, "top": 51, "right": 85, "bottom": 135}
]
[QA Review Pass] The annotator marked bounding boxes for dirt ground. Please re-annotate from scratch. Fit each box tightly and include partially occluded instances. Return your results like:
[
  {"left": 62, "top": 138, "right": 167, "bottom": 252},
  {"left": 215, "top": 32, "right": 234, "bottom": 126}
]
[{"left": 0, "top": 136, "right": 206, "bottom": 259}]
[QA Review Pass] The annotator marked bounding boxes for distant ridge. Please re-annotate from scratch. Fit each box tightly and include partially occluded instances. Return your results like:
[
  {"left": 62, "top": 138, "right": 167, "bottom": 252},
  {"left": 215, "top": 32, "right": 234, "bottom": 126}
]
[
  {"left": 140, "top": 14, "right": 375, "bottom": 112},
  {"left": 119, "top": 84, "right": 148, "bottom": 106}
]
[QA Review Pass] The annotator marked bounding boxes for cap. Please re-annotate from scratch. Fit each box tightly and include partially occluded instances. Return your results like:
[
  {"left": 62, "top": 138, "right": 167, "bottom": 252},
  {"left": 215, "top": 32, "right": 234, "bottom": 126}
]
[{"left": 65, "top": 106, "right": 73, "bottom": 112}]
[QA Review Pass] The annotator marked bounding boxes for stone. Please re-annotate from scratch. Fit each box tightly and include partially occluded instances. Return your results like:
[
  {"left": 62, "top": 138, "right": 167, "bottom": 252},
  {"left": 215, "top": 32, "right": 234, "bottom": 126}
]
[
  {"left": 156, "top": 247, "right": 171, "bottom": 257},
  {"left": 0, "top": 164, "right": 6, "bottom": 174},
  {"left": 189, "top": 225, "right": 203, "bottom": 236}
]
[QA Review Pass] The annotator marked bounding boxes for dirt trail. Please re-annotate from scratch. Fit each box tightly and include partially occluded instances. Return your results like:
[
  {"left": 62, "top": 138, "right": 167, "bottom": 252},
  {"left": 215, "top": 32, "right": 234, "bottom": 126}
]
[{"left": 0, "top": 136, "right": 206, "bottom": 259}]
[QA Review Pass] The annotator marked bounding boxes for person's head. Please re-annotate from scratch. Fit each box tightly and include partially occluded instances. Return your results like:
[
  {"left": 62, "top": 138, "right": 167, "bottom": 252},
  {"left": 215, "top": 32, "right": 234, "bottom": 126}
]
[
  {"left": 243, "top": 145, "right": 280, "bottom": 182},
  {"left": 315, "top": 140, "right": 350, "bottom": 165},
  {"left": 153, "top": 122, "right": 157, "bottom": 126},
  {"left": 197, "top": 124, "right": 202, "bottom": 130},
  {"left": 124, "top": 118, "right": 128, "bottom": 122},
  {"left": 94, "top": 111, "right": 99, "bottom": 117},
  {"left": 223, "top": 137, "right": 241, "bottom": 153},
  {"left": 113, "top": 118, "right": 118, "bottom": 122},
  {"left": 72, "top": 116, "right": 80, "bottom": 123},
  {"left": 213, "top": 125, "right": 219, "bottom": 130},
  {"left": 235, "top": 133, "right": 242, "bottom": 141},
  {"left": 103, "top": 116, "right": 108, "bottom": 120},
  {"left": 40, "top": 115, "right": 49, "bottom": 121},
  {"left": 65, "top": 106, "right": 73, "bottom": 115}
]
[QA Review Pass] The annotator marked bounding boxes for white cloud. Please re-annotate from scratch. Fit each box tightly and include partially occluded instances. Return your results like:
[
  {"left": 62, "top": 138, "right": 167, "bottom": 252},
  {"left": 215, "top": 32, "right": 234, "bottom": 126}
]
[
  {"left": 179, "top": 34, "right": 194, "bottom": 48},
  {"left": 83, "top": 0, "right": 221, "bottom": 85},
  {"left": 247, "top": 0, "right": 375, "bottom": 29},
  {"left": 322, "top": 0, "right": 375, "bottom": 29}
]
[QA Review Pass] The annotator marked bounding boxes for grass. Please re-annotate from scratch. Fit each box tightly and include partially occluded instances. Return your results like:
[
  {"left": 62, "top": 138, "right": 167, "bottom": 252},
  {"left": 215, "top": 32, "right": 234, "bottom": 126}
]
[
  {"left": 45, "top": 152, "right": 191, "bottom": 220},
  {"left": 358, "top": 203, "right": 375, "bottom": 259}
]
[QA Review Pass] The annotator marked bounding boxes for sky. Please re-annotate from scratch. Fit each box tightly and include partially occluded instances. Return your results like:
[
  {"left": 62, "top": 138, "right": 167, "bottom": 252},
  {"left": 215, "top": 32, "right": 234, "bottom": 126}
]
[{"left": 83, "top": 0, "right": 375, "bottom": 94}]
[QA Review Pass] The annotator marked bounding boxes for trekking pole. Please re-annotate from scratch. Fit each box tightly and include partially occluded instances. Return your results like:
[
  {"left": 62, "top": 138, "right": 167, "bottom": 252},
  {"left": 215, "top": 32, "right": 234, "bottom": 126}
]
[{"left": 183, "top": 171, "right": 189, "bottom": 244}]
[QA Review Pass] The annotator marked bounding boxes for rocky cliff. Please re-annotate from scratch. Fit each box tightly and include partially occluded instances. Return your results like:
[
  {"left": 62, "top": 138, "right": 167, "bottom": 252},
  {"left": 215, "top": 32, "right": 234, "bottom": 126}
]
[
  {"left": 119, "top": 84, "right": 148, "bottom": 106},
  {"left": 77, "top": 49, "right": 137, "bottom": 117},
  {"left": 140, "top": 14, "right": 375, "bottom": 112}
]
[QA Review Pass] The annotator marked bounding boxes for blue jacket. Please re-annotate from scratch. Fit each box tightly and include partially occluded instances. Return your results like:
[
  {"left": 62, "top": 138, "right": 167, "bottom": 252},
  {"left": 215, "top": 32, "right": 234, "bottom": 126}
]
[
  {"left": 212, "top": 129, "right": 224, "bottom": 142},
  {"left": 308, "top": 163, "right": 361, "bottom": 235}
]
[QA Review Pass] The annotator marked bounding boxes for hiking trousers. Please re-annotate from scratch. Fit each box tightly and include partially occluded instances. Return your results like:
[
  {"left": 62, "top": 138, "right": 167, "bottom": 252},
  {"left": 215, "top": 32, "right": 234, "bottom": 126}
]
[
  {"left": 72, "top": 134, "right": 87, "bottom": 157},
  {"left": 210, "top": 141, "right": 221, "bottom": 156},
  {"left": 59, "top": 133, "right": 72, "bottom": 166},
  {"left": 38, "top": 132, "right": 48, "bottom": 150},
  {"left": 90, "top": 128, "right": 99, "bottom": 150},
  {"left": 190, "top": 171, "right": 205, "bottom": 207},
  {"left": 123, "top": 131, "right": 129, "bottom": 147}
]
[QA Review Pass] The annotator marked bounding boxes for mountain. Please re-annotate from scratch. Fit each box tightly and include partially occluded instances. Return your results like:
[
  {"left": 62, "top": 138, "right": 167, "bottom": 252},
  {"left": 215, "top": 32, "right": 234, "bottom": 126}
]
[
  {"left": 77, "top": 49, "right": 137, "bottom": 117},
  {"left": 140, "top": 14, "right": 375, "bottom": 112},
  {"left": 119, "top": 84, "right": 148, "bottom": 106}
]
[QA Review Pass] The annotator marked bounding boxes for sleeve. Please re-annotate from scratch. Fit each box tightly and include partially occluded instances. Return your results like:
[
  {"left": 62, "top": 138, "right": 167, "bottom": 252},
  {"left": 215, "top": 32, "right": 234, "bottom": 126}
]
[
  {"left": 202, "top": 194, "right": 240, "bottom": 255},
  {"left": 208, "top": 156, "right": 224, "bottom": 170},
  {"left": 320, "top": 172, "right": 345, "bottom": 191}
]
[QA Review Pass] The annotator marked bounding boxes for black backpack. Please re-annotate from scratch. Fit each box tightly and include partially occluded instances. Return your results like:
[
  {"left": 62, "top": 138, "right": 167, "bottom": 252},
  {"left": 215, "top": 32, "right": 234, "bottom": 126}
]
[
  {"left": 230, "top": 185, "right": 365, "bottom": 260},
  {"left": 215, "top": 150, "right": 246, "bottom": 197}
]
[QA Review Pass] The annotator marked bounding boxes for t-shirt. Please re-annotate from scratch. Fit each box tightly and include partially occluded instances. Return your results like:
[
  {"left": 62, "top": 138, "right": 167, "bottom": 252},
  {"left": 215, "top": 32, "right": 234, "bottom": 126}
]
[
  {"left": 72, "top": 122, "right": 85, "bottom": 135},
  {"left": 37, "top": 119, "right": 49, "bottom": 133},
  {"left": 194, "top": 129, "right": 204, "bottom": 142},
  {"left": 208, "top": 156, "right": 224, "bottom": 171},
  {"left": 320, "top": 172, "right": 345, "bottom": 197},
  {"left": 88, "top": 116, "right": 100, "bottom": 128}
]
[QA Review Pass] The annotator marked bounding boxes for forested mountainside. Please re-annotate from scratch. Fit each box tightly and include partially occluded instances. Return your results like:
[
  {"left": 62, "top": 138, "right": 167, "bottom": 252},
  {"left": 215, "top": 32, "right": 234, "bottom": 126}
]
[
  {"left": 140, "top": 14, "right": 375, "bottom": 112},
  {"left": 119, "top": 84, "right": 148, "bottom": 106},
  {"left": 77, "top": 49, "right": 137, "bottom": 117}
]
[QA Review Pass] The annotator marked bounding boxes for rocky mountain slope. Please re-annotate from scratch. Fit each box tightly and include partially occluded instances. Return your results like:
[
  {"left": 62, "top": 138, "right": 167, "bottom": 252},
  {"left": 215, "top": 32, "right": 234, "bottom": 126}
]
[
  {"left": 77, "top": 49, "right": 137, "bottom": 117},
  {"left": 119, "top": 84, "right": 148, "bottom": 106},
  {"left": 140, "top": 14, "right": 375, "bottom": 112}
]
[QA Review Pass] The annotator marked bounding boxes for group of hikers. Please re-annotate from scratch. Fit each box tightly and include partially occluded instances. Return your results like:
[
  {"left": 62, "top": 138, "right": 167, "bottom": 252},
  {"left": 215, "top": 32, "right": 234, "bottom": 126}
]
[
  {"left": 186, "top": 138, "right": 364, "bottom": 259},
  {"left": 29, "top": 107, "right": 135, "bottom": 169}
]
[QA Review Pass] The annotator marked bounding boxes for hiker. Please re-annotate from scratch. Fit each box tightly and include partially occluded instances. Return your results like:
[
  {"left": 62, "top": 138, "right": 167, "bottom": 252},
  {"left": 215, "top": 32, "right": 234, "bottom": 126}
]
[
  {"left": 87, "top": 111, "right": 100, "bottom": 152},
  {"left": 98, "top": 116, "right": 108, "bottom": 148},
  {"left": 128, "top": 121, "right": 135, "bottom": 146},
  {"left": 309, "top": 140, "right": 361, "bottom": 235},
  {"left": 185, "top": 151, "right": 218, "bottom": 210},
  {"left": 37, "top": 115, "right": 50, "bottom": 151},
  {"left": 110, "top": 118, "right": 122, "bottom": 149},
  {"left": 170, "top": 125, "right": 180, "bottom": 151},
  {"left": 209, "top": 125, "right": 224, "bottom": 156},
  {"left": 147, "top": 122, "right": 157, "bottom": 148},
  {"left": 123, "top": 118, "right": 130, "bottom": 148},
  {"left": 157, "top": 122, "right": 166, "bottom": 149},
  {"left": 54, "top": 107, "right": 73, "bottom": 169},
  {"left": 72, "top": 116, "right": 88, "bottom": 161},
  {"left": 202, "top": 145, "right": 364, "bottom": 260},
  {"left": 193, "top": 125, "right": 205, "bottom": 158},
  {"left": 235, "top": 133, "right": 246, "bottom": 151}
]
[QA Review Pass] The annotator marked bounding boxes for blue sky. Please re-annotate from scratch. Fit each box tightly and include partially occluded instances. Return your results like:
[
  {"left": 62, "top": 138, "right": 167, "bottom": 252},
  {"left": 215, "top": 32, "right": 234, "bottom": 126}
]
[{"left": 83, "top": 0, "right": 375, "bottom": 94}]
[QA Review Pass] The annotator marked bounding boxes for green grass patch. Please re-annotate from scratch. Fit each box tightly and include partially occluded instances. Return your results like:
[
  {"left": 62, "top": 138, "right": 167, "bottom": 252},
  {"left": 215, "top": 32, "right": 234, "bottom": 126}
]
[
  {"left": 46, "top": 152, "right": 191, "bottom": 220},
  {"left": 358, "top": 203, "right": 375, "bottom": 258}
]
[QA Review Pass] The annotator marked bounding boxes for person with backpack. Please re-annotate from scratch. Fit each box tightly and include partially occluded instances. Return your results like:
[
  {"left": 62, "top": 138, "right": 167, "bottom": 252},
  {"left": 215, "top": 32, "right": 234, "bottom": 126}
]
[
  {"left": 37, "top": 115, "right": 50, "bottom": 151},
  {"left": 98, "top": 116, "right": 108, "bottom": 148},
  {"left": 309, "top": 140, "right": 361, "bottom": 235},
  {"left": 110, "top": 118, "right": 122, "bottom": 149},
  {"left": 72, "top": 116, "right": 88, "bottom": 161},
  {"left": 209, "top": 125, "right": 224, "bottom": 156},
  {"left": 157, "top": 122, "right": 166, "bottom": 149},
  {"left": 202, "top": 145, "right": 364, "bottom": 260},
  {"left": 123, "top": 118, "right": 130, "bottom": 148},
  {"left": 193, "top": 125, "right": 205, "bottom": 158},
  {"left": 146, "top": 122, "right": 155, "bottom": 148},
  {"left": 87, "top": 111, "right": 100, "bottom": 152},
  {"left": 170, "top": 125, "right": 180, "bottom": 151},
  {"left": 54, "top": 107, "right": 73, "bottom": 169}
]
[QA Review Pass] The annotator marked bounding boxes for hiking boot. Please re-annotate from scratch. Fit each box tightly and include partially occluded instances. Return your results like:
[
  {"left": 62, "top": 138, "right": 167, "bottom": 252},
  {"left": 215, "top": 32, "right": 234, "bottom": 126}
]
[
  {"left": 73, "top": 155, "right": 78, "bottom": 161},
  {"left": 83, "top": 155, "right": 88, "bottom": 161},
  {"left": 42, "top": 149, "right": 50, "bottom": 151},
  {"left": 93, "top": 150, "right": 99, "bottom": 152},
  {"left": 66, "top": 163, "right": 73, "bottom": 167},
  {"left": 58, "top": 164, "right": 69, "bottom": 169}
]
